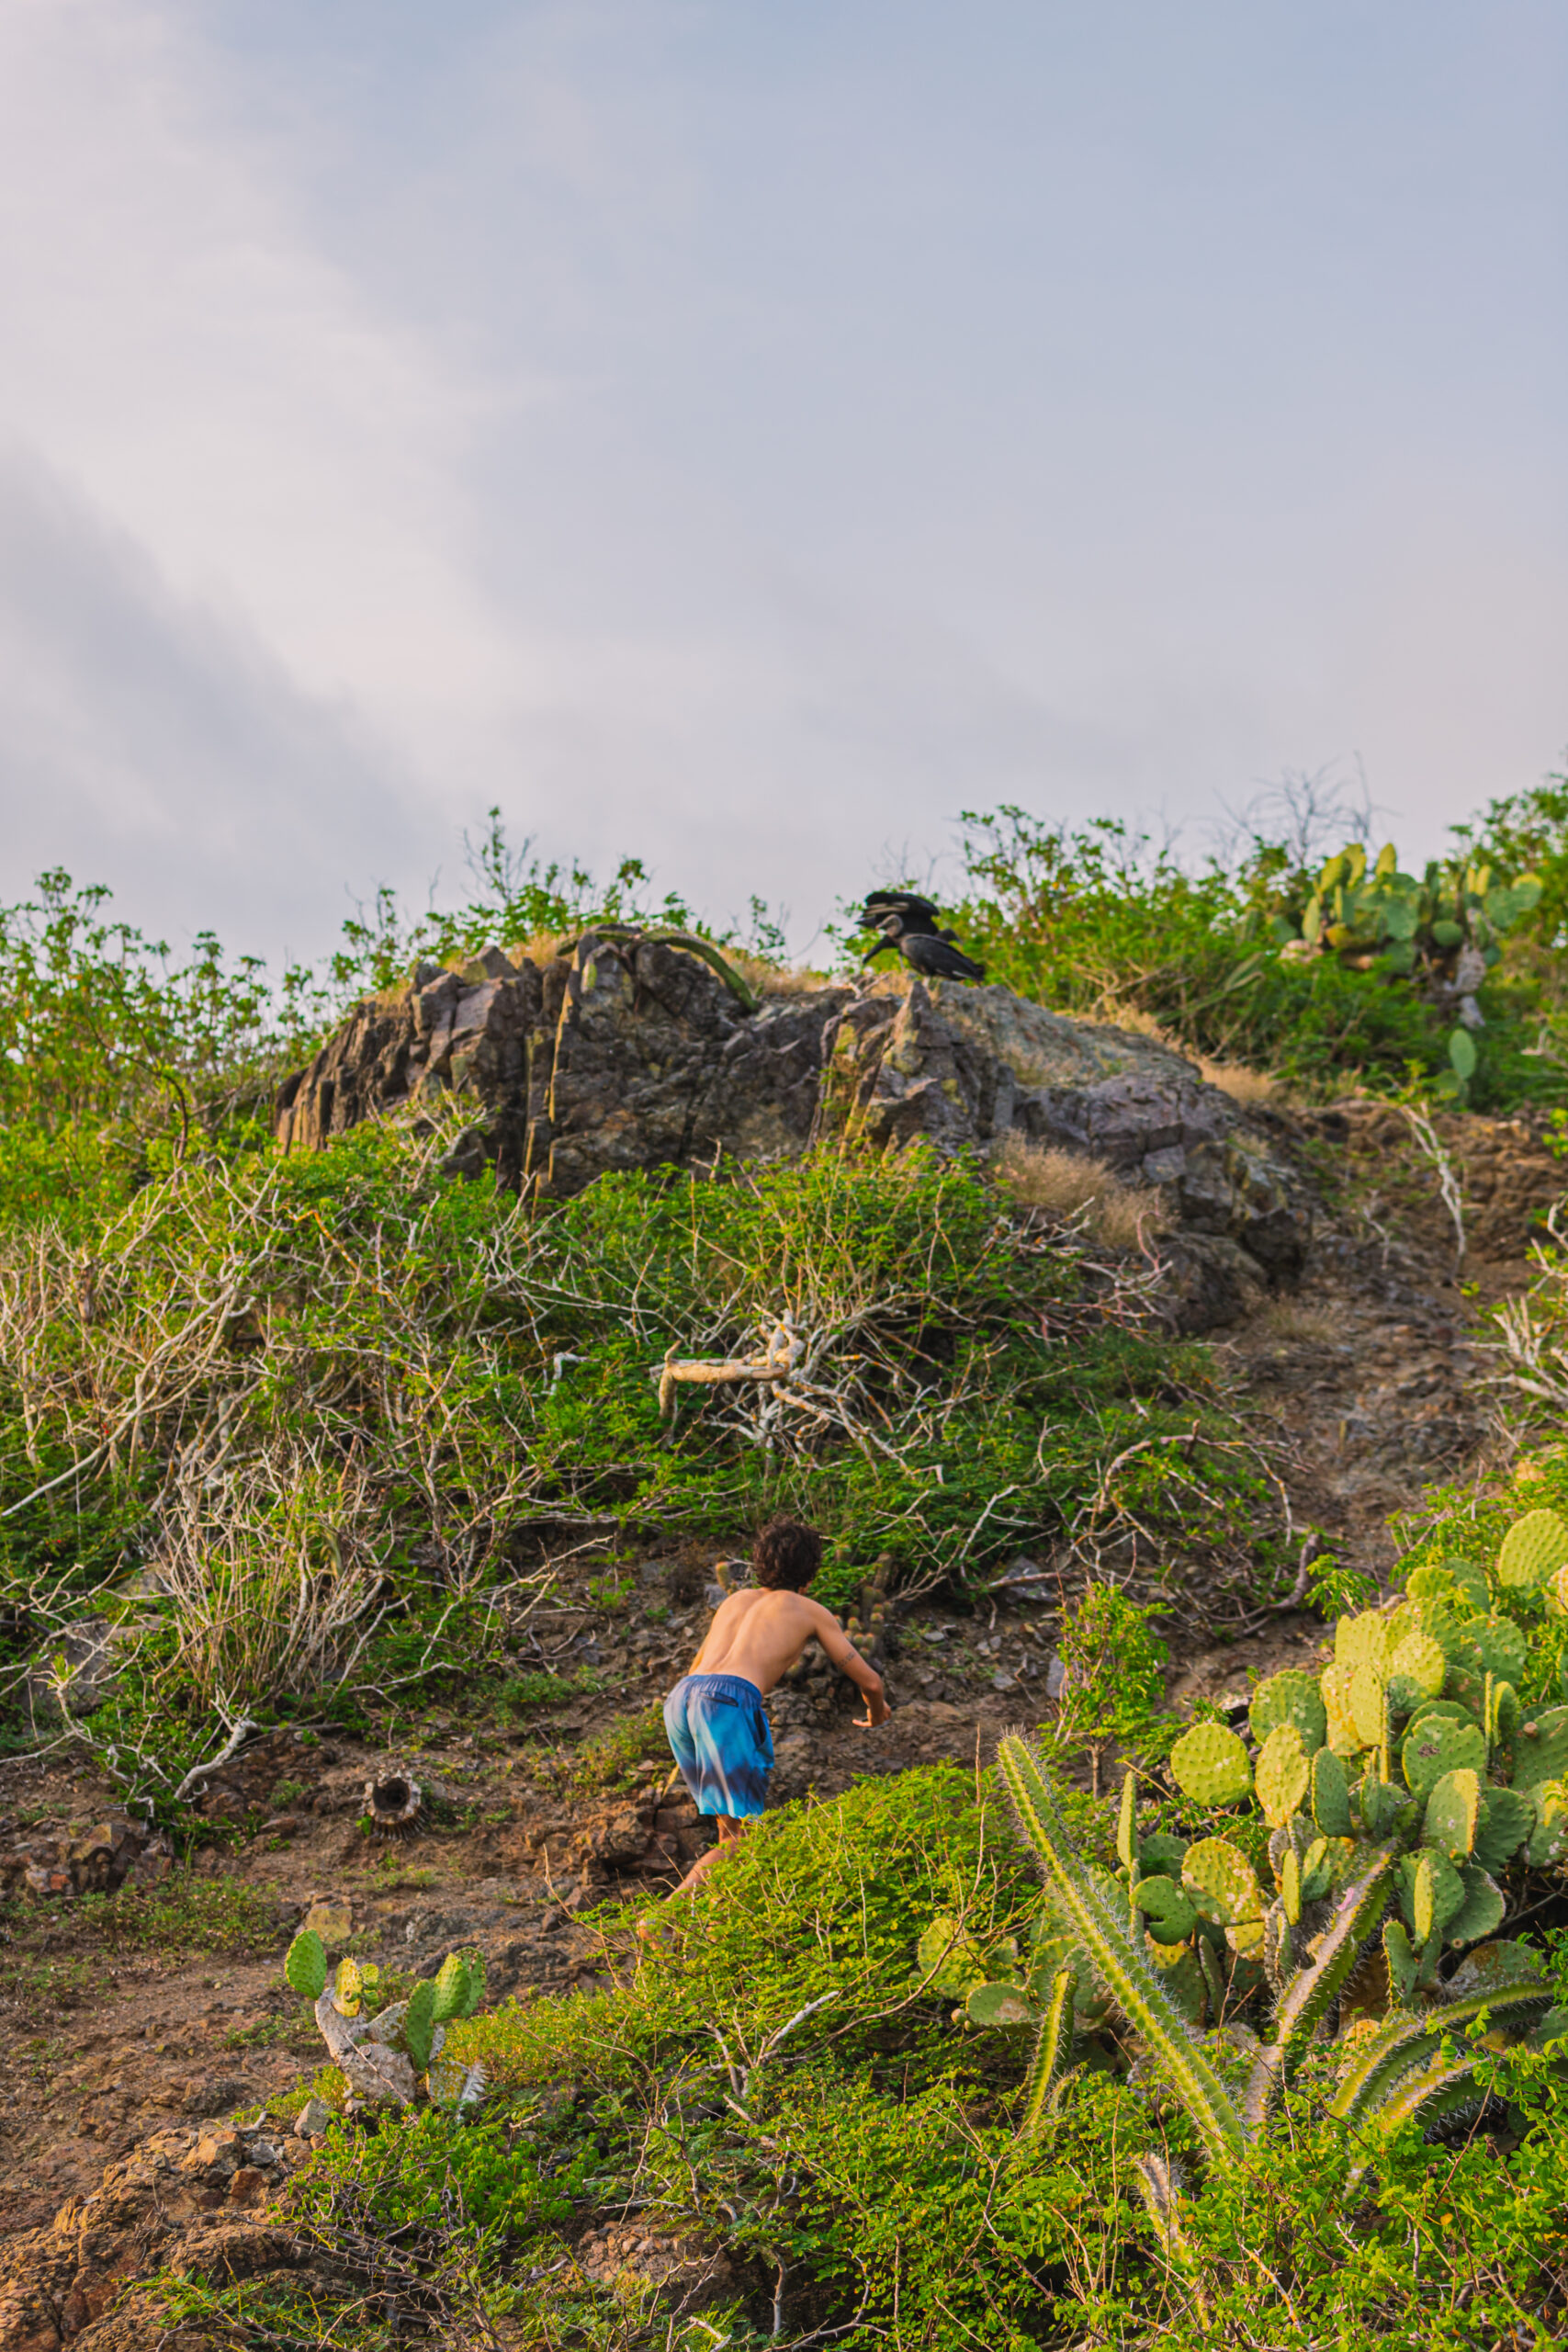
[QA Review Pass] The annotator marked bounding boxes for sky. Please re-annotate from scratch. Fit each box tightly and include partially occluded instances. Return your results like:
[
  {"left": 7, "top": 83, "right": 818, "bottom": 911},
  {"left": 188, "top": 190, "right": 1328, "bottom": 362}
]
[{"left": 0, "top": 0, "right": 1563, "bottom": 967}]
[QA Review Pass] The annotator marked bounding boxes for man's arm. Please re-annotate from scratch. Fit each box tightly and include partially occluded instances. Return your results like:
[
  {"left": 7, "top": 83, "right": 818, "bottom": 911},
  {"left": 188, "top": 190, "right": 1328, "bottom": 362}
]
[{"left": 807, "top": 1599, "right": 891, "bottom": 1727}]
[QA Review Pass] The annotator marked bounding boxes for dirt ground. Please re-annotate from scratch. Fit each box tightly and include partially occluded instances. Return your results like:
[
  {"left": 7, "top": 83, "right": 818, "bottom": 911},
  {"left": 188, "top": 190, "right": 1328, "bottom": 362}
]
[{"left": 1, "top": 1098, "right": 1562, "bottom": 2343}]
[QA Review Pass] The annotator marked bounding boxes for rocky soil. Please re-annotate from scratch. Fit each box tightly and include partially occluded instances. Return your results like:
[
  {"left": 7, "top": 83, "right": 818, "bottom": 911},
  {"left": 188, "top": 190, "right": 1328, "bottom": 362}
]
[{"left": 1, "top": 1094, "right": 1562, "bottom": 2346}]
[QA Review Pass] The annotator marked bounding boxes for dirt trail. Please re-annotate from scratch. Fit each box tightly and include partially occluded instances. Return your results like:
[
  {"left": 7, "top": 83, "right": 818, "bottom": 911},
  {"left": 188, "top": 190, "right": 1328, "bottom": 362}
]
[{"left": 1, "top": 1101, "right": 1562, "bottom": 2342}]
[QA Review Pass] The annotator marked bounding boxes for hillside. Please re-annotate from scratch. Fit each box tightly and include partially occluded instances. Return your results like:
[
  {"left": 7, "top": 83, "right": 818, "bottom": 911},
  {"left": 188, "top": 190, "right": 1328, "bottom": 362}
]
[{"left": 4, "top": 807, "right": 1568, "bottom": 2348}]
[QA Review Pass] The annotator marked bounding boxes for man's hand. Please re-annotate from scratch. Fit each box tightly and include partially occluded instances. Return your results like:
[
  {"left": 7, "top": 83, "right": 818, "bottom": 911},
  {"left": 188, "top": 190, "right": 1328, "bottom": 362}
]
[{"left": 852, "top": 1678, "right": 891, "bottom": 1729}]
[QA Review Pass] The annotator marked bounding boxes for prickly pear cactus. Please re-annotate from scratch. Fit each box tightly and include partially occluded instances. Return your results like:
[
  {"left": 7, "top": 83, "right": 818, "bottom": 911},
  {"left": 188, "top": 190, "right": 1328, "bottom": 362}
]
[
  {"left": 1255, "top": 1724, "right": 1311, "bottom": 1828},
  {"left": 1169, "top": 1722, "right": 1252, "bottom": 1807},
  {"left": 285, "top": 1928, "right": 328, "bottom": 2002},
  {"left": 1495, "top": 1508, "right": 1568, "bottom": 1591},
  {"left": 1248, "top": 1669, "right": 1326, "bottom": 1753},
  {"left": 1402, "top": 1715, "right": 1486, "bottom": 1800},
  {"left": 1182, "top": 1838, "right": 1264, "bottom": 1954}
]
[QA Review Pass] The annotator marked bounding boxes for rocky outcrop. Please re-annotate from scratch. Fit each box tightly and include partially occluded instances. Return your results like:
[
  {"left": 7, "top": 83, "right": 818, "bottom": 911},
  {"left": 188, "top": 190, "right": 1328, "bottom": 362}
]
[
  {"left": 275, "top": 933, "right": 1313, "bottom": 1325},
  {"left": 0, "top": 2125, "right": 301, "bottom": 2352}
]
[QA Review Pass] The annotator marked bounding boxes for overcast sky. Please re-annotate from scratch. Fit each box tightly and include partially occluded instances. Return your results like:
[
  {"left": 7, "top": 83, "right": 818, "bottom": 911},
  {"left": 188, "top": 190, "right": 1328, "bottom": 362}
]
[{"left": 0, "top": 1, "right": 1563, "bottom": 966}]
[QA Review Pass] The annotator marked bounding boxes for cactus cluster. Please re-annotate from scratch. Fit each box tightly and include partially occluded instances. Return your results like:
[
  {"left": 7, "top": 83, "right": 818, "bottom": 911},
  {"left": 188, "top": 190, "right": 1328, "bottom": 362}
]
[
  {"left": 1270, "top": 842, "right": 1540, "bottom": 983},
  {"left": 285, "top": 1928, "right": 488, "bottom": 2111},
  {"left": 923, "top": 1501, "right": 1568, "bottom": 2196},
  {"left": 1164, "top": 1517, "right": 1568, "bottom": 1952}
]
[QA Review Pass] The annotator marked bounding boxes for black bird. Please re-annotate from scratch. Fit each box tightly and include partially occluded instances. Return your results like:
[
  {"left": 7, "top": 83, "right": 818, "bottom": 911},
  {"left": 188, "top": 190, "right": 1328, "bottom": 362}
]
[
  {"left": 860, "top": 888, "right": 946, "bottom": 937},
  {"left": 861, "top": 907, "right": 987, "bottom": 984}
]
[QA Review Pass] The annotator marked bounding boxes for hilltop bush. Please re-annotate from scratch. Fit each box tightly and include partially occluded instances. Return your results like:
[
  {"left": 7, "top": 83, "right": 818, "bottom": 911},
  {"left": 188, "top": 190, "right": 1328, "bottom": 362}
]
[{"left": 942, "top": 798, "right": 1568, "bottom": 1110}]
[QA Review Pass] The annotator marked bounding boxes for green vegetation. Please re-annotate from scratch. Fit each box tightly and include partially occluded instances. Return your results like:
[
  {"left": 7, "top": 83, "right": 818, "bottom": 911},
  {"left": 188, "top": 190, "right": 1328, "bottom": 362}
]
[
  {"left": 0, "top": 1116, "right": 1279, "bottom": 1803},
  {"left": 172, "top": 1747, "right": 1568, "bottom": 2347},
  {"left": 944, "top": 773, "right": 1568, "bottom": 1109},
  {"left": 7, "top": 781, "right": 1568, "bottom": 2343}
]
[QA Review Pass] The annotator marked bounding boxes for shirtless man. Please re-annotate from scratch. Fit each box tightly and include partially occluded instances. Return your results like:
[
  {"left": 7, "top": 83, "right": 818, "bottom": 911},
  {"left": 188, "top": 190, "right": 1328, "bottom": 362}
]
[{"left": 658, "top": 1516, "right": 891, "bottom": 1902}]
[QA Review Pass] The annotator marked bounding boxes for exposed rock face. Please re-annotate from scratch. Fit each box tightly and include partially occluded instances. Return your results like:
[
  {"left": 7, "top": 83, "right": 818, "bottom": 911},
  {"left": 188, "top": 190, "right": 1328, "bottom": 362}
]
[
  {"left": 275, "top": 934, "right": 1312, "bottom": 1326},
  {"left": 0, "top": 2124, "right": 300, "bottom": 2352}
]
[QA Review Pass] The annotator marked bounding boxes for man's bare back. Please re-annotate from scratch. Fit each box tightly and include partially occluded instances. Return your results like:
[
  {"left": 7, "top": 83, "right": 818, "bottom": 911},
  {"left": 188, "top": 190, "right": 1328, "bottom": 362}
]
[
  {"left": 689, "top": 1588, "right": 891, "bottom": 1725},
  {"left": 645, "top": 1519, "right": 892, "bottom": 1919}
]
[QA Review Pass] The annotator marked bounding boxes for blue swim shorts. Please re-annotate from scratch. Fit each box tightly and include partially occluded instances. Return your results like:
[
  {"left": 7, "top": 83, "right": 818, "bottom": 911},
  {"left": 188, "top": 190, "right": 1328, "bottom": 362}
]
[{"left": 663, "top": 1673, "right": 773, "bottom": 1819}]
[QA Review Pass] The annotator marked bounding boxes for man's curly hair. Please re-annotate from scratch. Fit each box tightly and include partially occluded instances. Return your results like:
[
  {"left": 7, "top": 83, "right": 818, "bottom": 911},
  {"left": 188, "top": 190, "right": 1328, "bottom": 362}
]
[{"left": 751, "top": 1516, "right": 823, "bottom": 1592}]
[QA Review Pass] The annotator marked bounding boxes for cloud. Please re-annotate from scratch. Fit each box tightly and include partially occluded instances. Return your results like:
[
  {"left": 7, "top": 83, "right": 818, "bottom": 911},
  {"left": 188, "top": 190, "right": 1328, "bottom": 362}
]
[{"left": 0, "top": 447, "right": 421, "bottom": 960}]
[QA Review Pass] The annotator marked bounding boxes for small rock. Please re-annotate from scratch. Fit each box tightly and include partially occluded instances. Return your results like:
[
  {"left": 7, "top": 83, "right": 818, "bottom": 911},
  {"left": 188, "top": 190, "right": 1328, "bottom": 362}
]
[
  {"left": 301, "top": 1897, "right": 353, "bottom": 1944},
  {"left": 1043, "top": 1653, "right": 1067, "bottom": 1700},
  {"left": 990, "top": 1671, "right": 1017, "bottom": 1692},
  {"left": 228, "top": 2165, "right": 267, "bottom": 2207},
  {"left": 244, "top": 2139, "right": 279, "bottom": 2167},
  {"left": 293, "top": 2097, "right": 333, "bottom": 2140}
]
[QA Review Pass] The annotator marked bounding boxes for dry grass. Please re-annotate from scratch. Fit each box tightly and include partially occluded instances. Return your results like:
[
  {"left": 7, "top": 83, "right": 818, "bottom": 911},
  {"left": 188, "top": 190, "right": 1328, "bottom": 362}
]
[
  {"left": 1252, "top": 1297, "right": 1339, "bottom": 1346},
  {"left": 994, "top": 1136, "right": 1169, "bottom": 1251},
  {"left": 726, "top": 951, "right": 837, "bottom": 998},
  {"left": 1197, "top": 1056, "right": 1283, "bottom": 1108}
]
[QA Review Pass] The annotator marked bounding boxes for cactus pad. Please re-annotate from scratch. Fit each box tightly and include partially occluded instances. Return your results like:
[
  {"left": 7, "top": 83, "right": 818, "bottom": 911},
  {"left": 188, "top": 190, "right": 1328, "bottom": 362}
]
[
  {"left": 1382, "top": 1918, "right": 1421, "bottom": 2007},
  {"left": 1256, "top": 1724, "right": 1311, "bottom": 1828},
  {"left": 1311, "top": 1745, "right": 1352, "bottom": 1837},
  {"left": 1248, "top": 1669, "right": 1327, "bottom": 1754},
  {"left": 402, "top": 1977, "right": 437, "bottom": 2071},
  {"left": 1526, "top": 1780, "right": 1568, "bottom": 1867},
  {"left": 1348, "top": 1661, "right": 1388, "bottom": 1750},
  {"left": 917, "top": 1917, "right": 987, "bottom": 1996},
  {"left": 1444, "top": 1937, "right": 1543, "bottom": 1998},
  {"left": 1424, "top": 1766, "right": 1483, "bottom": 1863},
  {"left": 284, "top": 1928, "right": 328, "bottom": 2003},
  {"left": 1512, "top": 1704, "right": 1568, "bottom": 1789},
  {"left": 1445, "top": 1864, "right": 1506, "bottom": 1948},
  {"left": 1134, "top": 1874, "right": 1198, "bottom": 1945},
  {"left": 1319, "top": 1662, "right": 1361, "bottom": 1756},
  {"left": 1403, "top": 1715, "right": 1486, "bottom": 1801},
  {"left": 1473, "top": 1785, "right": 1534, "bottom": 1871},
  {"left": 1335, "top": 1611, "right": 1392, "bottom": 1672},
  {"left": 1495, "top": 1508, "right": 1568, "bottom": 1591},
  {"left": 1138, "top": 1830, "right": 1190, "bottom": 1879},
  {"left": 333, "top": 1956, "right": 364, "bottom": 2018},
  {"left": 431, "top": 1951, "right": 482, "bottom": 2024},
  {"left": 966, "top": 1979, "right": 1037, "bottom": 2028},
  {"left": 1145, "top": 1939, "right": 1205, "bottom": 2023},
  {"left": 1453, "top": 1614, "right": 1528, "bottom": 1687},
  {"left": 1388, "top": 1630, "right": 1446, "bottom": 1702},
  {"left": 1397, "top": 1847, "right": 1464, "bottom": 1943},
  {"left": 1169, "top": 1722, "right": 1252, "bottom": 1806},
  {"left": 1182, "top": 1838, "right": 1264, "bottom": 1943}
]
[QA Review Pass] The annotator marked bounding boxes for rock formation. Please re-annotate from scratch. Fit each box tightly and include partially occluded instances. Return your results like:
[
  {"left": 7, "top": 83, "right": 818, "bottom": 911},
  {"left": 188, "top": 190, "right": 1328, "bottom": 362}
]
[{"left": 274, "top": 931, "right": 1312, "bottom": 1327}]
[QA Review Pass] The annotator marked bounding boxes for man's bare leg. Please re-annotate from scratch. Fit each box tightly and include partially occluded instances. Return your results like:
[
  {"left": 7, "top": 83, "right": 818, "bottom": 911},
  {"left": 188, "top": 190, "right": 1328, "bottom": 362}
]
[
  {"left": 638, "top": 1819, "right": 750, "bottom": 1937},
  {"left": 672, "top": 1815, "right": 748, "bottom": 1896}
]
